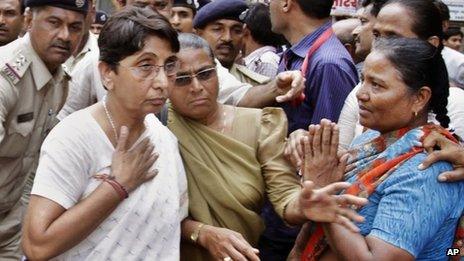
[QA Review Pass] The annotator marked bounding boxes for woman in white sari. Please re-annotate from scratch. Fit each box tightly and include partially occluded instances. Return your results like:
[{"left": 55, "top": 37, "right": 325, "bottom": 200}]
[{"left": 22, "top": 6, "right": 188, "bottom": 260}]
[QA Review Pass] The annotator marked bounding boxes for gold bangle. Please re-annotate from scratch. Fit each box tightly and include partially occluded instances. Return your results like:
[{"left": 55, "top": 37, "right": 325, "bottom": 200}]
[{"left": 190, "top": 223, "right": 205, "bottom": 244}]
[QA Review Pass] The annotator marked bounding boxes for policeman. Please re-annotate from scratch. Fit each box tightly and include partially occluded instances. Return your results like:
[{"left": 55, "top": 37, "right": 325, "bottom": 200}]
[
  {"left": 170, "top": 0, "right": 197, "bottom": 33},
  {"left": 90, "top": 10, "right": 108, "bottom": 36},
  {"left": 64, "top": 0, "right": 96, "bottom": 73},
  {"left": 0, "top": 0, "right": 87, "bottom": 259},
  {"left": 194, "top": 0, "right": 270, "bottom": 85}
]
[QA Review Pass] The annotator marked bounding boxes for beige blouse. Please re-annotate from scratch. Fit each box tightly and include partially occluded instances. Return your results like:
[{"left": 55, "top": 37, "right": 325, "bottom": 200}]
[{"left": 168, "top": 106, "right": 301, "bottom": 260}]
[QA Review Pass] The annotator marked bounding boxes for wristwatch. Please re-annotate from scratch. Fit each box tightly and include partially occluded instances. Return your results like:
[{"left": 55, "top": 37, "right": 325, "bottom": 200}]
[{"left": 190, "top": 223, "right": 205, "bottom": 243}]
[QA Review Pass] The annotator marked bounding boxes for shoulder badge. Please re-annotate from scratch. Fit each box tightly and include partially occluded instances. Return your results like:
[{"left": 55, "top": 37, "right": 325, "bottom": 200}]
[
  {"left": 235, "top": 64, "right": 270, "bottom": 84},
  {"left": 0, "top": 52, "right": 31, "bottom": 85},
  {"left": 76, "top": 0, "right": 85, "bottom": 8}
]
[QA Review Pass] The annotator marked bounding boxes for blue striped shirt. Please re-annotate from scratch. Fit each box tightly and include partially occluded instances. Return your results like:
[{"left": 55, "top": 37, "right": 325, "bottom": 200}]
[
  {"left": 258, "top": 22, "right": 359, "bottom": 258},
  {"left": 278, "top": 22, "right": 358, "bottom": 133}
]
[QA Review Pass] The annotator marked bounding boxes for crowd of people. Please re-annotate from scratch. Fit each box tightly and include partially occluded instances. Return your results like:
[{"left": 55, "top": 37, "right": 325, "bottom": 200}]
[{"left": 1, "top": 0, "right": 464, "bottom": 260}]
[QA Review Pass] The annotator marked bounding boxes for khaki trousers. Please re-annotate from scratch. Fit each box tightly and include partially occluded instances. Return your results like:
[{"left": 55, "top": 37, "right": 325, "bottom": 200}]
[{"left": 0, "top": 200, "right": 25, "bottom": 261}]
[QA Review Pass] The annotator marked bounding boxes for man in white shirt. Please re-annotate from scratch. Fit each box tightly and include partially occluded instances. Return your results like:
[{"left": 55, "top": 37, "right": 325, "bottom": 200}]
[
  {"left": 241, "top": 2, "right": 285, "bottom": 78},
  {"left": 58, "top": 0, "right": 101, "bottom": 120}
]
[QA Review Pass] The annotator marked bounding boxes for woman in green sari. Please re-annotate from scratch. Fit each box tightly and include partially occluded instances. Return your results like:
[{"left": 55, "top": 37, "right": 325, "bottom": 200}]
[{"left": 168, "top": 33, "right": 367, "bottom": 261}]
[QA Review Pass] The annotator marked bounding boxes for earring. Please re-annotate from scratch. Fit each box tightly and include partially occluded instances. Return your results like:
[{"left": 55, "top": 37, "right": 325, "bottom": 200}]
[{"left": 414, "top": 111, "right": 418, "bottom": 117}]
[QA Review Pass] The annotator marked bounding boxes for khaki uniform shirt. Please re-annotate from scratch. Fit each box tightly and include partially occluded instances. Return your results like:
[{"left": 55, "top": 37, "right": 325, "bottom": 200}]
[
  {"left": 0, "top": 34, "right": 69, "bottom": 214},
  {"left": 230, "top": 63, "right": 270, "bottom": 86}
]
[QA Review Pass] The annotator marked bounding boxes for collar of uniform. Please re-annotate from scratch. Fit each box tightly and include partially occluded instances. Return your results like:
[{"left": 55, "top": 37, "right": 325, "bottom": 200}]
[
  {"left": 22, "top": 34, "right": 62, "bottom": 91},
  {"left": 65, "top": 32, "right": 98, "bottom": 70},
  {"left": 289, "top": 21, "right": 332, "bottom": 59},
  {"left": 76, "top": 32, "right": 98, "bottom": 61},
  {"left": 243, "top": 46, "right": 277, "bottom": 67}
]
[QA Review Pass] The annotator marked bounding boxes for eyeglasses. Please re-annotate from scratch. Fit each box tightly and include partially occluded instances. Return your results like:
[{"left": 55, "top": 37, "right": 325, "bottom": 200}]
[
  {"left": 118, "top": 59, "right": 179, "bottom": 81},
  {"left": 174, "top": 67, "right": 217, "bottom": 87}
]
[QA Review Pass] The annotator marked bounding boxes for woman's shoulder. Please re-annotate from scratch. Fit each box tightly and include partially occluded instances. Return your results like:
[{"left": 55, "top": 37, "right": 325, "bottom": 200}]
[
  {"left": 234, "top": 106, "right": 286, "bottom": 121},
  {"left": 349, "top": 129, "right": 380, "bottom": 149},
  {"left": 145, "top": 113, "right": 179, "bottom": 145},
  {"left": 234, "top": 107, "right": 287, "bottom": 133},
  {"left": 40, "top": 109, "right": 101, "bottom": 160},
  {"left": 46, "top": 109, "right": 96, "bottom": 142},
  {"left": 384, "top": 153, "right": 459, "bottom": 192},
  {"left": 403, "top": 153, "right": 453, "bottom": 175}
]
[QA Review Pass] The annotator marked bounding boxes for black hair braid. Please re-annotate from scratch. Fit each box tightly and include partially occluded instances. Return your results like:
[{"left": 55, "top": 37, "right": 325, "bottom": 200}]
[{"left": 427, "top": 52, "right": 450, "bottom": 128}]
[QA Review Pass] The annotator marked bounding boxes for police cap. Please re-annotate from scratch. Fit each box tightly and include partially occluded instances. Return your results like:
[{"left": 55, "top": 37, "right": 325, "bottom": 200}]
[
  {"left": 173, "top": 0, "right": 197, "bottom": 13},
  {"left": 193, "top": 0, "right": 248, "bottom": 29},
  {"left": 25, "top": 0, "right": 90, "bottom": 15},
  {"left": 94, "top": 11, "right": 108, "bottom": 25}
]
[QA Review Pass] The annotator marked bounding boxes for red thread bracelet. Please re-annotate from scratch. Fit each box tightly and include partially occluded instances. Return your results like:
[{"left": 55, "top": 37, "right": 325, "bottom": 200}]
[{"left": 104, "top": 179, "right": 129, "bottom": 200}]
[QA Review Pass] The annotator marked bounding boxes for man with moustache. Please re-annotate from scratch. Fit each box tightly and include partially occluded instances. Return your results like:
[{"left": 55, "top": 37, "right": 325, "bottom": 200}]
[
  {"left": 58, "top": 0, "right": 102, "bottom": 120},
  {"left": 194, "top": 0, "right": 271, "bottom": 85},
  {"left": 0, "top": 0, "right": 25, "bottom": 46},
  {"left": 0, "top": 0, "right": 87, "bottom": 259}
]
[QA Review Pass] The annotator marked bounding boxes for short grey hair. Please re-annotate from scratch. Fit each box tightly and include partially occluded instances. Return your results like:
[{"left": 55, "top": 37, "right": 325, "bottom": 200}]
[{"left": 178, "top": 33, "right": 215, "bottom": 62}]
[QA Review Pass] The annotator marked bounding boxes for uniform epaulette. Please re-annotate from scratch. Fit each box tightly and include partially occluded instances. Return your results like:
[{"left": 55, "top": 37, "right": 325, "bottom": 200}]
[
  {"left": 0, "top": 51, "right": 31, "bottom": 86},
  {"left": 234, "top": 64, "right": 271, "bottom": 85}
]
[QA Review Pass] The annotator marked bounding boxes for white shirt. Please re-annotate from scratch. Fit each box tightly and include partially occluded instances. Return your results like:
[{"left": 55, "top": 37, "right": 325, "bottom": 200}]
[
  {"left": 31, "top": 109, "right": 188, "bottom": 261},
  {"left": 57, "top": 47, "right": 105, "bottom": 121},
  {"left": 64, "top": 33, "right": 99, "bottom": 73},
  {"left": 215, "top": 58, "right": 251, "bottom": 105},
  {"left": 337, "top": 83, "right": 362, "bottom": 149},
  {"left": 442, "top": 47, "right": 464, "bottom": 89},
  {"left": 243, "top": 46, "right": 280, "bottom": 78},
  {"left": 439, "top": 87, "right": 464, "bottom": 138},
  {"left": 58, "top": 33, "right": 104, "bottom": 120},
  {"left": 338, "top": 84, "right": 464, "bottom": 148}
]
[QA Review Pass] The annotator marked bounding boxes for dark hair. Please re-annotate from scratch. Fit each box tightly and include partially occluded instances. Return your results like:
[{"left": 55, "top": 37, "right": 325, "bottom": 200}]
[
  {"left": 98, "top": 5, "right": 179, "bottom": 71},
  {"left": 373, "top": 37, "right": 450, "bottom": 128},
  {"left": 295, "top": 0, "right": 332, "bottom": 19},
  {"left": 360, "top": 0, "right": 388, "bottom": 17},
  {"left": 434, "top": 0, "right": 450, "bottom": 22},
  {"left": 361, "top": 0, "right": 372, "bottom": 7},
  {"left": 370, "top": 0, "right": 388, "bottom": 17},
  {"left": 20, "top": 0, "right": 26, "bottom": 14},
  {"left": 178, "top": 33, "right": 215, "bottom": 62},
  {"left": 383, "top": 0, "right": 443, "bottom": 42},
  {"left": 444, "top": 27, "right": 463, "bottom": 40},
  {"left": 243, "top": 3, "right": 286, "bottom": 47}
]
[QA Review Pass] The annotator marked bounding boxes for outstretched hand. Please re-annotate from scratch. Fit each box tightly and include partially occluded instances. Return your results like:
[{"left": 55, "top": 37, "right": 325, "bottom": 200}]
[{"left": 299, "top": 181, "right": 367, "bottom": 233}]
